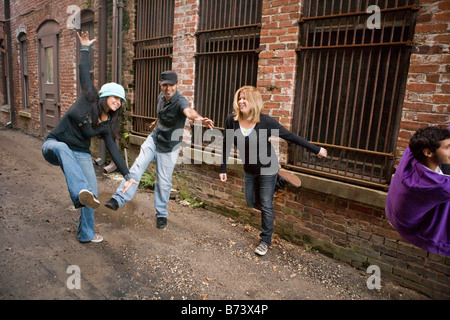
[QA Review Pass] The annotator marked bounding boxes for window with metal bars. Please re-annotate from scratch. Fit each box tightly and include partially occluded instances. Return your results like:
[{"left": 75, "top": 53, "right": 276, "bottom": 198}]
[
  {"left": 194, "top": 0, "right": 263, "bottom": 138},
  {"left": 133, "top": 0, "right": 174, "bottom": 136},
  {"left": 288, "top": 0, "right": 418, "bottom": 190}
]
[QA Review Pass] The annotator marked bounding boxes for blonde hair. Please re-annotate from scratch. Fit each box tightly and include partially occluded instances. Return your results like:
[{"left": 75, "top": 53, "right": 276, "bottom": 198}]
[{"left": 233, "top": 86, "right": 263, "bottom": 123}]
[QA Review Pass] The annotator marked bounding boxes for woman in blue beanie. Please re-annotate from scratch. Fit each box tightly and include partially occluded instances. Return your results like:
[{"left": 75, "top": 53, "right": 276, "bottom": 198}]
[{"left": 42, "top": 31, "right": 132, "bottom": 243}]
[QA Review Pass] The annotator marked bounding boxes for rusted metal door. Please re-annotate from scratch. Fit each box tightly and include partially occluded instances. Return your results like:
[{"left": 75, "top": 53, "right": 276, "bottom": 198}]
[
  {"left": 37, "top": 21, "right": 60, "bottom": 137},
  {"left": 195, "top": 0, "right": 262, "bottom": 131},
  {"left": 289, "top": 0, "right": 418, "bottom": 190},
  {"left": 133, "top": 0, "right": 174, "bottom": 136}
]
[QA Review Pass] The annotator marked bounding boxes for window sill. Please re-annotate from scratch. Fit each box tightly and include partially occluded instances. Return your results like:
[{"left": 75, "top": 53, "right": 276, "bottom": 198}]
[
  {"left": 19, "top": 110, "right": 31, "bottom": 118},
  {"left": 1, "top": 105, "right": 10, "bottom": 113}
]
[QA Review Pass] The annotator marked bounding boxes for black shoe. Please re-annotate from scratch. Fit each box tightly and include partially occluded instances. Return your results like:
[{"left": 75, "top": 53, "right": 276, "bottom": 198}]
[
  {"left": 104, "top": 198, "right": 119, "bottom": 211},
  {"left": 156, "top": 217, "right": 167, "bottom": 229}
]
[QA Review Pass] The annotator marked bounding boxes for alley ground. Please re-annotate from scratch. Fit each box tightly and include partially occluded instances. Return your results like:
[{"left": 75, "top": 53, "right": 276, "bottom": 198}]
[{"left": 0, "top": 127, "right": 428, "bottom": 306}]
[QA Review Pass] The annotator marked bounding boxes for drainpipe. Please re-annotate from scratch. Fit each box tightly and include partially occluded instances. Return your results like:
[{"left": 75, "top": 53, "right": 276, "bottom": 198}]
[
  {"left": 103, "top": 0, "right": 124, "bottom": 174},
  {"left": 110, "top": 0, "right": 123, "bottom": 84},
  {"left": 98, "top": 0, "right": 107, "bottom": 87},
  {"left": 4, "top": 0, "right": 15, "bottom": 127},
  {"left": 95, "top": 0, "right": 109, "bottom": 166},
  {"left": 117, "top": 0, "right": 124, "bottom": 84}
]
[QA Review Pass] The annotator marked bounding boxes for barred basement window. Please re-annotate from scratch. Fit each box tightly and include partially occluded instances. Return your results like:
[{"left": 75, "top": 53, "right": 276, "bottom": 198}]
[
  {"left": 194, "top": 0, "right": 263, "bottom": 143},
  {"left": 289, "top": 0, "right": 419, "bottom": 190},
  {"left": 133, "top": 0, "right": 174, "bottom": 136}
]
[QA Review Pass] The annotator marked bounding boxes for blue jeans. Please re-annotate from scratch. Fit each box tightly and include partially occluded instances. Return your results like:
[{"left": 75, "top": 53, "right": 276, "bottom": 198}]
[
  {"left": 42, "top": 139, "right": 98, "bottom": 242},
  {"left": 112, "top": 134, "right": 179, "bottom": 218},
  {"left": 244, "top": 172, "right": 277, "bottom": 246}
]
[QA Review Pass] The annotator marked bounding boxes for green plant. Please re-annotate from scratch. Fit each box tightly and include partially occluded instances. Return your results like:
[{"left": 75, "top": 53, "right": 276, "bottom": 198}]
[
  {"left": 139, "top": 170, "right": 156, "bottom": 190},
  {"left": 178, "top": 188, "right": 204, "bottom": 209}
]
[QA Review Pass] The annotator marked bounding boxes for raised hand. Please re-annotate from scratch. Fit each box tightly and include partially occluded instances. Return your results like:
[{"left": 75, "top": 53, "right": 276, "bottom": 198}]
[{"left": 76, "top": 31, "right": 96, "bottom": 47}]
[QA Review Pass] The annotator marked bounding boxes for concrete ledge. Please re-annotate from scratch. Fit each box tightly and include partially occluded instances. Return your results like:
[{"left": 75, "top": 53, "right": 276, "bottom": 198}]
[
  {"left": 19, "top": 110, "right": 31, "bottom": 118},
  {"left": 1, "top": 105, "right": 10, "bottom": 113},
  {"left": 280, "top": 169, "right": 387, "bottom": 209},
  {"left": 129, "top": 134, "right": 147, "bottom": 146}
]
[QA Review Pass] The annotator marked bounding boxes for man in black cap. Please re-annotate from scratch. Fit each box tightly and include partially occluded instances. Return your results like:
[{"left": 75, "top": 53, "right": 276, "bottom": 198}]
[{"left": 105, "top": 71, "right": 213, "bottom": 229}]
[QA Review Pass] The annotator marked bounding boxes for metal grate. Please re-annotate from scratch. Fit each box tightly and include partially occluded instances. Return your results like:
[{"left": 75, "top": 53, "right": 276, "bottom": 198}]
[
  {"left": 133, "top": 0, "right": 174, "bottom": 136},
  {"left": 289, "top": 0, "right": 418, "bottom": 190},
  {"left": 195, "top": 0, "right": 263, "bottom": 131}
]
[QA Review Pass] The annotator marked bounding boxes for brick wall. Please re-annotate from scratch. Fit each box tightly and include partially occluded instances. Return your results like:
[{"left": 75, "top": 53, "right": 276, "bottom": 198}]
[
  {"left": 169, "top": 0, "right": 450, "bottom": 299},
  {"left": 0, "top": 0, "right": 118, "bottom": 136},
  {"left": 399, "top": 0, "right": 450, "bottom": 158},
  {"left": 172, "top": 0, "right": 198, "bottom": 108},
  {"left": 2, "top": 1, "right": 68, "bottom": 135},
  {"left": 258, "top": 0, "right": 301, "bottom": 163},
  {"left": 0, "top": 2, "right": 5, "bottom": 108},
  {"left": 2, "top": 0, "right": 449, "bottom": 299}
]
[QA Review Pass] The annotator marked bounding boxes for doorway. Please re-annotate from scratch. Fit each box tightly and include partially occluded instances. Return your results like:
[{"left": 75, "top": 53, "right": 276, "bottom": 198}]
[{"left": 37, "top": 20, "right": 60, "bottom": 137}]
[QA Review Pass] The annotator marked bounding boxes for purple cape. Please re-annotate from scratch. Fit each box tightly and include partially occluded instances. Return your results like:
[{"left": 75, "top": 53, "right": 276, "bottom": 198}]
[{"left": 386, "top": 147, "right": 450, "bottom": 256}]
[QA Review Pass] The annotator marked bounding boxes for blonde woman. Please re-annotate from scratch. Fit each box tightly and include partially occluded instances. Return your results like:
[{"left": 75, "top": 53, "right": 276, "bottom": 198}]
[{"left": 220, "top": 86, "right": 327, "bottom": 255}]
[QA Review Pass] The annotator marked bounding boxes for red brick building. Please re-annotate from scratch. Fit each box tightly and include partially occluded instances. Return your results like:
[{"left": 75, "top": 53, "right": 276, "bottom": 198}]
[{"left": 1, "top": 0, "right": 449, "bottom": 298}]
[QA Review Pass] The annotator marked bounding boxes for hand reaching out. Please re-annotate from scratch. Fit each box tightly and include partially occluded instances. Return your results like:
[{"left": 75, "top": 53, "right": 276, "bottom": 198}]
[
  {"left": 122, "top": 178, "right": 139, "bottom": 195},
  {"left": 317, "top": 147, "right": 328, "bottom": 159},
  {"left": 194, "top": 117, "right": 214, "bottom": 130}
]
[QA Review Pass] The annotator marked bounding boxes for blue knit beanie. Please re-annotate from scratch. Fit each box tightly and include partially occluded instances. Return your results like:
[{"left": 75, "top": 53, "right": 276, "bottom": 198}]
[{"left": 99, "top": 82, "right": 126, "bottom": 102}]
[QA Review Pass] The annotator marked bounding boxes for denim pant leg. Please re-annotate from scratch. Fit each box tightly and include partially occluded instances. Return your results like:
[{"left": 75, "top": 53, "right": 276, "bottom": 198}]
[
  {"left": 154, "top": 146, "right": 179, "bottom": 218},
  {"left": 42, "top": 139, "right": 93, "bottom": 208},
  {"left": 244, "top": 172, "right": 259, "bottom": 208},
  {"left": 258, "top": 174, "right": 277, "bottom": 246},
  {"left": 244, "top": 172, "right": 277, "bottom": 246},
  {"left": 73, "top": 150, "right": 98, "bottom": 242},
  {"left": 112, "top": 135, "right": 157, "bottom": 207}
]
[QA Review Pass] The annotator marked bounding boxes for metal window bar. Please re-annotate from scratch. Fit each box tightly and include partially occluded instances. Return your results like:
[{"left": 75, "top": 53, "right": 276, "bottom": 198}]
[
  {"left": 132, "top": 0, "right": 174, "bottom": 136},
  {"left": 194, "top": 0, "right": 262, "bottom": 145},
  {"left": 289, "top": 0, "right": 418, "bottom": 190}
]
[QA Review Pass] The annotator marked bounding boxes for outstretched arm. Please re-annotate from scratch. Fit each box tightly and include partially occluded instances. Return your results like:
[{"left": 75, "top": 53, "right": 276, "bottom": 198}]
[
  {"left": 183, "top": 108, "right": 214, "bottom": 129},
  {"left": 268, "top": 116, "right": 327, "bottom": 158},
  {"left": 76, "top": 31, "right": 97, "bottom": 101}
]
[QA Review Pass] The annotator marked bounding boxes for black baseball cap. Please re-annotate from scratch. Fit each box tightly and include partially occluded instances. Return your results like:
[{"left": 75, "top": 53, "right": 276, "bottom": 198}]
[{"left": 160, "top": 71, "right": 178, "bottom": 85}]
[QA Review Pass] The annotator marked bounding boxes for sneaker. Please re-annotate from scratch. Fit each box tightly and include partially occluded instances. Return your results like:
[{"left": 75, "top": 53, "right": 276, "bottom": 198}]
[
  {"left": 105, "top": 198, "right": 119, "bottom": 211},
  {"left": 278, "top": 170, "right": 301, "bottom": 188},
  {"left": 156, "top": 217, "right": 167, "bottom": 229},
  {"left": 78, "top": 189, "right": 100, "bottom": 209},
  {"left": 255, "top": 242, "right": 269, "bottom": 256},
  {"left": 90, "top": 234, "right": 104, "bottom": 243}
]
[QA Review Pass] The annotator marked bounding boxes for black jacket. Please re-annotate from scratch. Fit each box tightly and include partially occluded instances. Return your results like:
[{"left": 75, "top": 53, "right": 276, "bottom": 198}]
[
  {"left": 221, "top": 114, "right": 321, "bottom": 175},
  {"left": 46, "top": 46, "right": 130, "bottom": 179}
]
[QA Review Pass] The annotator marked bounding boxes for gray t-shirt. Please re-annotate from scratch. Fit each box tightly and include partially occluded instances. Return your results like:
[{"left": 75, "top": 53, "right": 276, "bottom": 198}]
[{"left": 153, "top": 91, "right": 189, "bottom": 152}]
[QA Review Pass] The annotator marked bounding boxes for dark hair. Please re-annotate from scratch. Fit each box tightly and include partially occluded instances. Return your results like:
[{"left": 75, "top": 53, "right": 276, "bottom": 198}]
[
  {"left": 409, "top": 126, "right": 450, "bottom": 163},
  {"left": 90, "top": 97, "right": 122, "bottom": 139}
]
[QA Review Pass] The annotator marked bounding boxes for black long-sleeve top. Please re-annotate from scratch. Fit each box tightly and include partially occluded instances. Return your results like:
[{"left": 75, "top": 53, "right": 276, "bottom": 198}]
[
  {"left": 46, "top": 46, "right": 130, "bottom": 180},
  {"left": 221, "top": 114, "right": 321, "bottom": 175}
]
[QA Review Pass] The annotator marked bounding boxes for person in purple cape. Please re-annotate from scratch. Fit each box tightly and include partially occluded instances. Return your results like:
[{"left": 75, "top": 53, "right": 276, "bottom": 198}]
[
  {"left": 386, "top": 126, "right": 450, "bottom": 256},
  {"left": 441, "top": 125, "right": 450, "bottom": 175}
]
